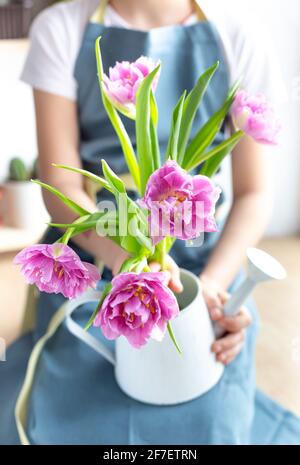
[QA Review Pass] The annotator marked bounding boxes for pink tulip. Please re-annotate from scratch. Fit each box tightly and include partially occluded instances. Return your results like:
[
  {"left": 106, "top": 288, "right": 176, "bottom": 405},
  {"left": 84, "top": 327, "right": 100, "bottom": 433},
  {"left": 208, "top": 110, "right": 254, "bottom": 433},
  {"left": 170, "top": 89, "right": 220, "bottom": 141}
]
[
  {"left": 232, "top": 90, "right": 281, "bottom": 145},
  {"left": 94, "top": 272, "right": 179, "bottom": 348},
  {"left": 14, "top": 243, "right": 100, "bottom": 299},
  {"left": 102, "top": 56, "right": 159, "bottom": 116},
  {"left": 140, "top": 161, "right": 221, "bottom": 244}
]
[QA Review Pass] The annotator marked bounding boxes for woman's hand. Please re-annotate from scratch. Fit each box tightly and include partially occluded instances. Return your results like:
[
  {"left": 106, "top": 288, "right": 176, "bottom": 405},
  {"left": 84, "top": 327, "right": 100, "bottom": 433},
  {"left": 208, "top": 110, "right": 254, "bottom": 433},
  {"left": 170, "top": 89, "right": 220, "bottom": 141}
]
[
  {"left": 113, "top": 253, "right": 183, "bottom": 294},
  {"left": 200, "top": 275, "right": 252, "bottom": 365},
  {"left": 111, "top": 248, "right": 131, "bottom": 276},
  {"left": 149, "top": 255, "right": 183, "bottom": 294}
]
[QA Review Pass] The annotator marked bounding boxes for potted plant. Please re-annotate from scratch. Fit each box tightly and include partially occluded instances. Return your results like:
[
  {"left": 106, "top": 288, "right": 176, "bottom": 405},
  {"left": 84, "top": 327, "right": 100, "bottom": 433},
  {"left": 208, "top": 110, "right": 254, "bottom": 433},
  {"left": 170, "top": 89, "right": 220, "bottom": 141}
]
[
  {"left": 1, "top": 157, "right": 49, "bottom": 229},
  {"left": 14, "top": 37, "right": 281, "bottom": 405}
]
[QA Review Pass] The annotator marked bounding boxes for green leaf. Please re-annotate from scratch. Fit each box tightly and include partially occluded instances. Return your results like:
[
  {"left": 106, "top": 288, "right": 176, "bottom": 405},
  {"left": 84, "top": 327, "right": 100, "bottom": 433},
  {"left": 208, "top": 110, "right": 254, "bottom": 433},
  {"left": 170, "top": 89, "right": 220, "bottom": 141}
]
[
  {"left": 119, "top": 256, "right": 139, "bottom": 273},
  {"left": 165, "top": 237, "right": 176, "bottom": 254},
  {"left": 130, "top": 216, "right": 154, "bottom": 253},
  {"left": 101, "top": 92, "right": 141, "bottom": 192},
  {"left": 136, "top": 64, "right": 161, "bottom": 194},
  {"left": 154, "top": 238, "right": 167, "bottom": 271},
  {"left": 134, "top": 257, "right": 149, "bottom": 273},
  {"left": 182, "top": 79, "right": 241, "bottom": 169},
  {"left": 53, "top": 212, "right": 119, "bottom": 250},
  {"left": 186, "top": 130, "right": 244, "bottom": 172},
  {"left": 58, "top": 215, "right": 92, "bottom": 245},
  {"left": 101, "top": 159, "right": 126, "bottom": 194},
  {"left": 32, "top": 179, "right": 90, "bottom": 217},
  {"left": 166, "top": 90, "right": 186, "bottom": 162},
  {"left": 50, "top": 221, "right": 98, "bottom": 232},
  {"left": 52, "top": 163, "right": 113, "bottom": 193},
  {"left": 100, "top": 161, "right": 153, "bottom": 254},
  {"left": 150, "top": 91, "right": 160, "bottom": 170},
  {"left": 50, "top": 211, "right": 118, "bottom": 230},
  {"left": 57, "top": 224, "right": 123, "bottom": 249},
  {"left": 150, "top": 118, "right": 160, "bottom": 171},
  {"left": 200, "top": 131, "right": 244, "bottom": 178},
  {"left": 150, "top": 90, "right": 158, "bottom": 127},
  {"left": 100, "top": 161, "right": 141, "bottom": 217},
  {"left": 119, "top": 235, "right": 140, "bottom": 255},
  {"left": 95, "top": 37, "right": 141, "bottom": 192},
  {"left": 84, "top": 282, "right": 112, "bottom": 331},
  {"left": 177, "top": 62, "right": 219, "bottom": 165},
  {"left": 149, "top": 236, "right": 176, "bottom": 261},
  {"left": 119, "top": 256, "right": 148, "bottom": 274},
  {"left": 167, "top": 322, "right": 182, "bottom": 355}
]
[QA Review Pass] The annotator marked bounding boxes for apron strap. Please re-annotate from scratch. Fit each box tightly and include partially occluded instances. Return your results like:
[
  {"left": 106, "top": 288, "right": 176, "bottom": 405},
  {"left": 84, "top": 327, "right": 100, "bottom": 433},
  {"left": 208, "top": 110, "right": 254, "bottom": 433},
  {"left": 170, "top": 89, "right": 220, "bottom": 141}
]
[
  {"left": 90, "top": 0, "right": 207, "bottom": 25},
  {"left": 194, "top": 1, "right": 208, "bottom": 22},
  {"left": 90, "top": 0, "right": 108, "bottom": 24},
  {"left": 15, "top": 289, "right": 106, "bottom": 445},
  {"left": 15, "top": 302, "right": 70, "bottom": 445}
]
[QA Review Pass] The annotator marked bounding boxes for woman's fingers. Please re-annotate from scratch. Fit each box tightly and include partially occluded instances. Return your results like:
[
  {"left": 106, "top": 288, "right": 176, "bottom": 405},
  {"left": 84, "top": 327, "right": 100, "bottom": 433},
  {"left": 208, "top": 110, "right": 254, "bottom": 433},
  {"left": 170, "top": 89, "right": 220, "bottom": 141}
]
[
  {"left": 148, "top": 257, "right": 183, "bottom": 293},
  {"left": 211, "top": 307, "right": 251, "bottom": 364},
  {"left": 208, "top": 306, "right": 223, "bottom": 321},
  {"left": 148, "top": 261, "right": 161, "bottom": 273},
  {"left": 200, "top": 277, "right": 226, "bottom": 321},
  {"left": 200, "top": 277, "right": 253, "bottom": 364},
  {"left": 211, "top": 330, "right": 245, "bottom": 354},
  {"left": 216, "top": 342, "right": 244, "bottom": 365},
  {"left": 211, "top": 330, "right": 245, "bottom": 365},
  {"left": 166, "top": 258, "right": 183, "bottom": 293},
  {"left": 204, "top": 293, "right": 224, "bottom": 321},
  {"left": 112, "top": 249, "right": 130, "bottom": 276},
  {"left": 218, "top": 289, "right": 230, "bottom": 304},
  {"left": 218, "top": 306, "right": 252, "bottom": 332}
]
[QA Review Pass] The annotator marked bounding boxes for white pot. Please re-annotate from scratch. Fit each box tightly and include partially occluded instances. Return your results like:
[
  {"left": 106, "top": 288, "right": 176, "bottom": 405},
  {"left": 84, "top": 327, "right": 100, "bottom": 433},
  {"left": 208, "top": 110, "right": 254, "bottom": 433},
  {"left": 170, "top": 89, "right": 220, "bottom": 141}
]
[
  {"left": 1, "top": 181, "right": 49, "bottom": 229},
  {"left": 66, "top": 269, "right": 224, "bottom": 406}
]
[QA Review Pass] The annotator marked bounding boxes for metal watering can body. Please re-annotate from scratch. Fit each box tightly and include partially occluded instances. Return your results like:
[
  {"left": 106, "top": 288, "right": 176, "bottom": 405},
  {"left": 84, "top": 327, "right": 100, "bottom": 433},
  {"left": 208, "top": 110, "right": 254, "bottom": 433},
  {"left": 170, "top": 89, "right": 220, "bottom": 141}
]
[
  {"left": 65, "top": 249, "right": 286, "bottom": 406},
  {"left": 66, "top": 269, "right": 224, "bottom": 405},
  {"left": 115, "top": 269, "right": 224, "bottom": 405}
]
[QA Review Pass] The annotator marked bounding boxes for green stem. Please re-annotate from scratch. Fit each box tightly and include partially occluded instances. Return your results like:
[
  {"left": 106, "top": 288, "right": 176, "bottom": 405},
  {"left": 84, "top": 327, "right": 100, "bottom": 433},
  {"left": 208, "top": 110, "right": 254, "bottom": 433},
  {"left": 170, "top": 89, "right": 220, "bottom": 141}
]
[
  {"left": 150, "top": 240, "right": 182, "bottom": 354},
  {"left": 57, "top": 216, "right": 91, "bottom": 245},
  {"left": 60, "top": 229, "right": 73, "bottom": 245},
  {"left": 95, "top": 37, "right": 141, "bottom": 193},
  {"left": 161, "top": 239, "right": 167, "bottom": 271},
  {"left": 156, "top": 238, "right": 167, "bottom": 271},
  {"left": 167, "top": 322, "right": 182, "bottom": 355}
]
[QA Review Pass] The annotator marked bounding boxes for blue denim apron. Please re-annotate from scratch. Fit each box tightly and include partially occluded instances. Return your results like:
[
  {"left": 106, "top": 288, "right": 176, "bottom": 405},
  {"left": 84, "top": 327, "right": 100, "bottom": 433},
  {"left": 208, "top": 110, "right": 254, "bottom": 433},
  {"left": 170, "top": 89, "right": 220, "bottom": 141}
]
[{"left": 1, "top": 3, "right": 299, "bottom": 446}]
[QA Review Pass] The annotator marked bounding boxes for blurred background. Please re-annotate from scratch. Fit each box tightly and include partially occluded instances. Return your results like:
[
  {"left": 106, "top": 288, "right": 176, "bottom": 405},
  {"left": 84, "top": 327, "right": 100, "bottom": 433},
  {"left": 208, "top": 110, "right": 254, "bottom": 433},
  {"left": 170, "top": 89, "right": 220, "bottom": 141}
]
[{"left": 0, "top": 0, "right": 299, "bottom": 415}]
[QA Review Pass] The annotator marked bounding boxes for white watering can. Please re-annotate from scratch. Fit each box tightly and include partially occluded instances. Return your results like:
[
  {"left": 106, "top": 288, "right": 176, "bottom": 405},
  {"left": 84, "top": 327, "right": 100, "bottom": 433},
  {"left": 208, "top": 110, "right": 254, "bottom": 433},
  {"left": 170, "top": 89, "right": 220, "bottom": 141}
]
[{"left": 65, "top": 248, "right": 286, "bottom": 406}]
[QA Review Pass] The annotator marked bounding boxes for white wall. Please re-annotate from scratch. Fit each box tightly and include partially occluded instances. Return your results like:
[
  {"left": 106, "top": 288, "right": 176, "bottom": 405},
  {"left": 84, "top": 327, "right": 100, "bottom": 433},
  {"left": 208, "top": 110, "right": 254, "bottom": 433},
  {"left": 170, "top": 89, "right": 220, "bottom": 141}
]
[
  {"left": 0, "top": 0, "right": 299, "bottom": 235},
  {"left": 0, "top": 40, "right": 37, "bottom": 181},
  {"left": 225, "top": 0, "right": 300, "bottom": 235}
]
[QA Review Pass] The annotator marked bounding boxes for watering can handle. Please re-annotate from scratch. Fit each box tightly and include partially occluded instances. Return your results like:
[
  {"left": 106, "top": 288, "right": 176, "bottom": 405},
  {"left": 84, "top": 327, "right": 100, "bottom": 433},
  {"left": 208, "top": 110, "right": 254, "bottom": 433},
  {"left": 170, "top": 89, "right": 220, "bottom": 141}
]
[
  {"left": 223, "top": 278, "right": 256, "bottom": 317},
  {"left": 214, "top": 277, "right": 256, "bottom": 338},
  {"left": 65, "top": 289, "right": 116, "bottom": 366}
]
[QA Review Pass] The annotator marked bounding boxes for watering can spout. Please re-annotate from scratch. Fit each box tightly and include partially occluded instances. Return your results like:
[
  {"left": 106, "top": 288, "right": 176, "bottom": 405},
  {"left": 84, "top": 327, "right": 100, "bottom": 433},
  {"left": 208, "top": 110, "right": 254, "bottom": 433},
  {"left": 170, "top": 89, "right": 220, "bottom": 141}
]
[
  {"left": 223, "top": 248, "right": 286, "bottom": 318},
  {"left": 247, "top": 248, "right": 287, "bottom": 282}
]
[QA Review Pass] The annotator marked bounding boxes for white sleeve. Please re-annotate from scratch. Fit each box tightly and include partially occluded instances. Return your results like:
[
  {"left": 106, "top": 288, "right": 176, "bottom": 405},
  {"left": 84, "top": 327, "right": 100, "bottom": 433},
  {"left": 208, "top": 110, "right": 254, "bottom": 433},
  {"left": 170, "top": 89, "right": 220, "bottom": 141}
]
[
  {"left": 20, "top": 7, "right": 78, "bottom": 101},
  {"left": 224, "top": 17, "right": 288, "bottom": 105}
]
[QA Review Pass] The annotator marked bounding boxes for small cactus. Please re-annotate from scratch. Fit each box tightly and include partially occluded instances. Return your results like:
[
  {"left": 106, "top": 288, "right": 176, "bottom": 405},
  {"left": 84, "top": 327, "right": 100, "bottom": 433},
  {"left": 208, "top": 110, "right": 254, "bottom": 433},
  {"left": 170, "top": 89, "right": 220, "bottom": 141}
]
[
  {"left": 31, "top": 158, "right": 39, "bottom": 179},
  {"left": 9, "top": 157, "right": 30, "bottom": 182}
]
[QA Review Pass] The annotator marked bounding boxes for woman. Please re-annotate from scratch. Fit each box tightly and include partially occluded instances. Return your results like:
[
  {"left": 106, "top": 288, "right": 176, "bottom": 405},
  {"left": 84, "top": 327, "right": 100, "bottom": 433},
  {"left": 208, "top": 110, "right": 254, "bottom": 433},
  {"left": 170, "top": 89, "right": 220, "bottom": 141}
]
[{"left": 0, "top": 0, "right": 288, "bottom": 445}]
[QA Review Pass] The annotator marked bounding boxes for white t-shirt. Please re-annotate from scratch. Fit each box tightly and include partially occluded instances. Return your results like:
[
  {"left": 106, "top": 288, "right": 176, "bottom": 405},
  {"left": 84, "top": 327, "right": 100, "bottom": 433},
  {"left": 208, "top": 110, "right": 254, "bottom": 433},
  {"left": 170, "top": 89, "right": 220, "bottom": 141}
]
[{"left": 21, "top": 0, "right": 287, "bottom": 103}]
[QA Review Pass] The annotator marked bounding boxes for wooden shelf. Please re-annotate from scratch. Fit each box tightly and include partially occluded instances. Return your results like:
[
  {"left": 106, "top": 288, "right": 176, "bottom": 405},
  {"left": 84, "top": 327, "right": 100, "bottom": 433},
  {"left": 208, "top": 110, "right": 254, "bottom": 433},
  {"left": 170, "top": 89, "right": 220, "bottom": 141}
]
[{"left": 0, "top": 226, "right": 46, "bottom": 253}]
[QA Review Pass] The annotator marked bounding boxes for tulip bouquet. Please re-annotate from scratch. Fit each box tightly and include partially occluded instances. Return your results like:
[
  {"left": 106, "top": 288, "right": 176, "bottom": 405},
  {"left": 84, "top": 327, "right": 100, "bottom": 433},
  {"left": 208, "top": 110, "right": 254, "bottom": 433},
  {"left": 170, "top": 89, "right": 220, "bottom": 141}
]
[{"left": 15, "top": 37, "right": 280, "bottom": 351}]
